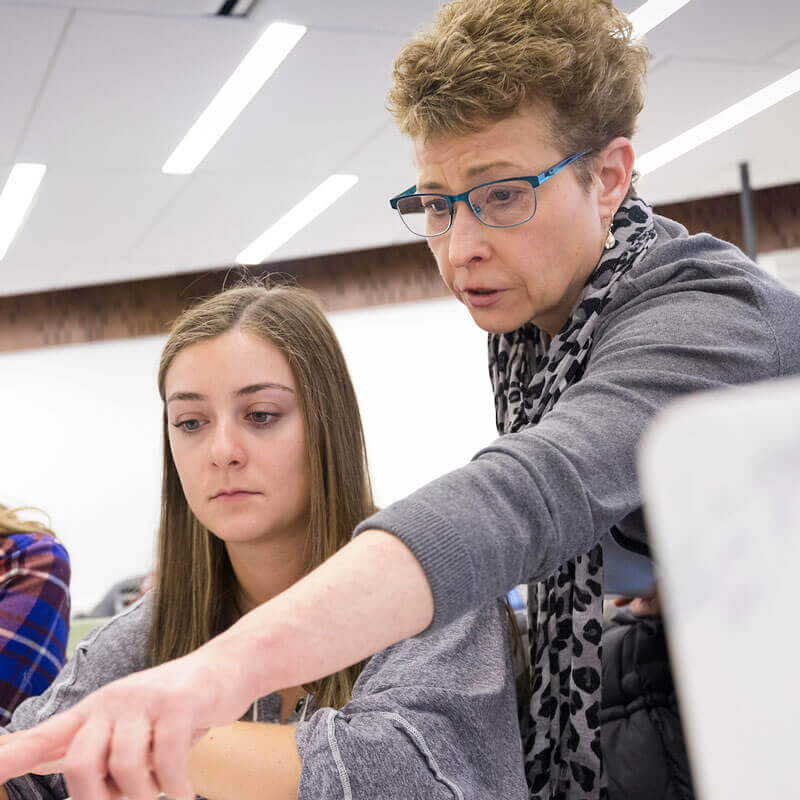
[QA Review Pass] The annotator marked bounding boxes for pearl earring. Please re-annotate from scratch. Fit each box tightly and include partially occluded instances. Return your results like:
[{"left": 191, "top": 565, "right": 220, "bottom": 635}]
[{"left": 604, "top": 226, "right": 616, "bottom": 250}]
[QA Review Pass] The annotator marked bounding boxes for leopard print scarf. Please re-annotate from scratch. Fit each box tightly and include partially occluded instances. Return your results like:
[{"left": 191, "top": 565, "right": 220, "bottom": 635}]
[{"left": 488, "top": 197, "right": 656, "bottom": 800}]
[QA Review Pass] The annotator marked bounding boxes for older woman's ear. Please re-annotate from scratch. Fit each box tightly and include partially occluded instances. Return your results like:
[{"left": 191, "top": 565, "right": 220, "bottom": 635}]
[{"left": 594, "top": 137, "right": 636, "bottom": 220}]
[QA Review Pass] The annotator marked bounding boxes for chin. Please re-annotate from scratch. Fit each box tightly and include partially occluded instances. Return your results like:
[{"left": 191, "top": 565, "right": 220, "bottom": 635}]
[
  {"left": 468, "top": 308, "right": 531, "bottom": 335},
  {"left": 202, "top": 514, "right": 268, "bottom": 544}
]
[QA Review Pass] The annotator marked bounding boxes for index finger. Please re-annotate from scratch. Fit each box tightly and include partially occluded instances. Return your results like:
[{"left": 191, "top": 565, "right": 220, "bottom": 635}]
[{"left": 0, "top": 710, "right": 83, "bottom": 781}]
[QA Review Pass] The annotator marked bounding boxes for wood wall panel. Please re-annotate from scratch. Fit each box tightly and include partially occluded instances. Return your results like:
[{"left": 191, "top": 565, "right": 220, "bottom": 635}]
[
  {"left": 1, "top": 180, "right": 798, "bottom": 353},
  {"left": 0, "top": 242, "right": 446, "bottom": 353},
  {"left": 656, "top": 181, "right": 800, "bottom": 253}
]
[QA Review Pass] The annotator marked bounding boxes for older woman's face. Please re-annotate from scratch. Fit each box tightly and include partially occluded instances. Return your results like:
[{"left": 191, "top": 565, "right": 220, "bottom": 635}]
[{"left": 413, "top": 106, "right": 610, "bottom": 335}]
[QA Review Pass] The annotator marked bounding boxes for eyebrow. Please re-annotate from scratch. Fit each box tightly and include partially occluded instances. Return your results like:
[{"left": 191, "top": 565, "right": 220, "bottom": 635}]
[
  {"left": 166, "top": 382, "right": 295, "bottom": 404},
  {"left": 417, "top": 161, "right": 522, "bottom": 192}
]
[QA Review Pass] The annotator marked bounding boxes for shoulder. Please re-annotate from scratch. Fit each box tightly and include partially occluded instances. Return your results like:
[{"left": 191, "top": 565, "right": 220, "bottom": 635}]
[
  {"left": 595, "top": 213, "right": 800, "bottom": 379},
  {"left": 612, "top": 213, "right": 799, "bottom": 325},
  {"left": 51, "top": 593, "right": 152, "bottom": 693},
  {"left": 73, "top": 592, "right": 153, "bottom": 659},
  {"left": 7, "top": 594, "right": 154, "bottom": 729},
  {"left": 0, "top": 532, "right": 70, "bottom": 589}
]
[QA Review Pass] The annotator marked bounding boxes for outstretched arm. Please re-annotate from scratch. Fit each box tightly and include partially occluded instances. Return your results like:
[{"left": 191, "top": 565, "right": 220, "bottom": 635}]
[
  {"left": 187, "top": 724, "right": 301, "bottom": 800},
  {"left": 0, "top": 531, "right": 432, "bottom": 800}
]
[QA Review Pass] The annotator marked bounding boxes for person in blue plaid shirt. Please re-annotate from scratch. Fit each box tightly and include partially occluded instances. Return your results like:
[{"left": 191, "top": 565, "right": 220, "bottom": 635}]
[{"left": 0, "top": 506, "right": 70, "bottom": 725}]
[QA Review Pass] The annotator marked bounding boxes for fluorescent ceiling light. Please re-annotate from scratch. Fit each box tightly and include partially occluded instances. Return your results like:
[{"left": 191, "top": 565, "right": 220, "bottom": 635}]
[
  {"left": 0, "top": 163, "right": 47, "bottom": 261},
  {"left": 628, "top": 0, "right": 692, "bottom": 37},
  {"left": 237, "top": 174, "right": 359, "bottom": 265},
  {"left": 163, "top": 22, "right": 306, "bottom": 175},
  {"left": 637, "top": 68, "right": 800, "bottom": 176}
]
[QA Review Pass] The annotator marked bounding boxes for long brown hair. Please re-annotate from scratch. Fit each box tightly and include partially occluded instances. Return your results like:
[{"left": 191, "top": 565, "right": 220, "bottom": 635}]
[
  {"left": 0, "top": 504, "right": 54, "bottom": 536},
  {"left": 148, "top": 281, "right": 375, "bottom": 709}
]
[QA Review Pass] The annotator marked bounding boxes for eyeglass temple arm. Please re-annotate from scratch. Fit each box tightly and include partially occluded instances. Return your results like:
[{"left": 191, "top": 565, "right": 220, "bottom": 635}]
[
  {"left": 389, "top": 185, "right": 417, "bottom": 209},
  {"left": 534, "top": 152, "right": 588, "bottom": 188}
]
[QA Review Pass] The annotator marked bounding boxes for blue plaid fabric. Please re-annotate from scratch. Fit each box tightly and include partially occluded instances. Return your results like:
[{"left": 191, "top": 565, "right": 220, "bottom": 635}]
[{"left": 0, "top": 532, "right": 70, "bottom": 724}]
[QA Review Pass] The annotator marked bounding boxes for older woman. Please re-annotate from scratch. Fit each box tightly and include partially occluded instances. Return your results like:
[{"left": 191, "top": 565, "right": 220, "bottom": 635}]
[{"left": 1, "top": 1, "right": 799, "bottom": 800}]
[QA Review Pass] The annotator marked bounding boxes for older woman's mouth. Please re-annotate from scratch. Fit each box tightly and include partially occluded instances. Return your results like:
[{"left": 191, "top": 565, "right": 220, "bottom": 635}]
[{"left": 463, "top": 288, "right": 507, "bottom": 307}]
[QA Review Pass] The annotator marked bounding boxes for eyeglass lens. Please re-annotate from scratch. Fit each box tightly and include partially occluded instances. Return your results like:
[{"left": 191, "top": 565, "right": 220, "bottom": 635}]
[{"left": 396, "top": 180, "right": 537, "bottom": 237}]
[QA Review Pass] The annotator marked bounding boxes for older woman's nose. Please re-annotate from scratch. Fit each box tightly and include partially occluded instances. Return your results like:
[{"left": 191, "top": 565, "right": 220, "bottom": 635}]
[
  {"left": 209, "top": 420, "right": 247, "bottom": 468},
  {"left": 447, "top": 203, "right": 491, "bottom": 269}
]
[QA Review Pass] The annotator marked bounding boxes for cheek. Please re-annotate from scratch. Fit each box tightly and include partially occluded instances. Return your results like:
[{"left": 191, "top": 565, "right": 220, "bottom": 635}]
[
  {"left": 168, "top": 435, "right": 199, "bottom": 499},
  {"left": 512, "top": 223, "right": 575, "bottom": 291},
  {"left": 428, "top": 240, "right": 454, "bottom": 284},
  {"left": 258, "top": 426, "right": 311, "bottom": 503}
]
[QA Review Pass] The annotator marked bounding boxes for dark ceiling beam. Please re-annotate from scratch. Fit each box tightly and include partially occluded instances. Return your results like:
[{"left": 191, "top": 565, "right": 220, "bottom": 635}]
[{"left": 1, "top": 181, "right": 798, "bottom": 354}]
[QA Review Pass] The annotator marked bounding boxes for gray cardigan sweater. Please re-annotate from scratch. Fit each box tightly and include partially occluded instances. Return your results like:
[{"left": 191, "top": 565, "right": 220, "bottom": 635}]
[
  {"left": 355, "top": 215, "right": 800, "bottom": 630},
  {"left": 1, "top": 594, "right": 526, "bottom": 800}
]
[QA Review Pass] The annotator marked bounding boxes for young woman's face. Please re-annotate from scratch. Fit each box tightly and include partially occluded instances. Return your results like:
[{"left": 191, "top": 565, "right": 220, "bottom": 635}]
[
  {"left": 164, "top": 327, "right": 310, "bottom": 547},
  {"left": 413, "top": 105, "right": 612, "bottom": 336}
]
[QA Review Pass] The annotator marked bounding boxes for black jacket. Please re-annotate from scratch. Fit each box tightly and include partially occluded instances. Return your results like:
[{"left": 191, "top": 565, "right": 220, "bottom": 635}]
[{"left": 602, "top": 611, "right": 695, "bottom": 800}]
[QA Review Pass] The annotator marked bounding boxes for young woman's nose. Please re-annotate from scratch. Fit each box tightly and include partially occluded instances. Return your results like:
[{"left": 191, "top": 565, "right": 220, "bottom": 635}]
[
  {"left": 447, "top": 202, "right": 491, "bottom": 270},
  {"left": 209, "top": 419, "right": 247, "bottom": 468}
]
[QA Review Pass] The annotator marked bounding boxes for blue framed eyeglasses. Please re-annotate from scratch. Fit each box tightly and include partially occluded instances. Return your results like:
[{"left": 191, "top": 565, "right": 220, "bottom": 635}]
[{"left": 389, "top": 151, "right": 587, "bottom": 237}]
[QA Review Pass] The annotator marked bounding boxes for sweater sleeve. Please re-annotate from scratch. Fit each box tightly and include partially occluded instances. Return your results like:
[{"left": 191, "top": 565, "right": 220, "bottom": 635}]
[
  {"left": 0, "top": 597, "right": 151, "bottom": 800},
  {"left": 294, "top": 601, "right": 527, "bottom": 799},
  {"left": 0, "top": 534, "right": 71, "bottom": 725},
  {"left": 354, "top": 263, "right": 781, "bottom": 631}
]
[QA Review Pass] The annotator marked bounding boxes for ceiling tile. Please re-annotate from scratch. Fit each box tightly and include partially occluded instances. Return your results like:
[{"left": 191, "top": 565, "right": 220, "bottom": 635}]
[
  {"left": 128, "top": 169, "right": 416, "bottom": 274},
  {"left": 0, "top": 5, "right": 69, "bottom": 163},
  {"left": 265, "top": 176, "right": 418, "bottom": 262},
  {"left": 197, "top": 28, "right": 408, "bottom": 175},
  {"left": 638, "top": 91, "right": 800, "bottom": 204},
  {"left": 767, "top": 37, "right": 800, "bottom": 68},
  {"left": 642, "top": 0, "right": 800, "bottom": 64},
  {"left": 248, "top": 0, "right": 440, "bottom": 34},
  {"left": 2, "top": 1, "right": 220, "bottom": 15},
  {"left": 341, "top": 122, "right": 415, "bottom": 186},
  {"left": 17, "top": 10, "right": 264, "bottom": 169},
  {"left": 634, "top": 57, "right": 789, "bottom": 153},
  {"left": 0, "top": 170, "right": 183, "bottom": 294}
]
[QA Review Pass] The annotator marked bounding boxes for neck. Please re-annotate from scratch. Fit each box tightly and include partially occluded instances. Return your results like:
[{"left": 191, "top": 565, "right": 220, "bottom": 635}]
[{"left": 226, "top": 531, "right": 307, "bottom": 615}]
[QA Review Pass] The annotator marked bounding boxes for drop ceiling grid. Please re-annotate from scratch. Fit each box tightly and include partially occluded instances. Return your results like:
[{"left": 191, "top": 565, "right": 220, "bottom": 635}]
[{"left": 1, "top": 0, "right": 799, "bottom": 296}]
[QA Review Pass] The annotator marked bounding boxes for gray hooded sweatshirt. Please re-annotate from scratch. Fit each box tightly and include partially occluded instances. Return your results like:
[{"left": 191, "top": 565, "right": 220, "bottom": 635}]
[{"left": 1, "top": 593, "right": 527, "bottom": 800}]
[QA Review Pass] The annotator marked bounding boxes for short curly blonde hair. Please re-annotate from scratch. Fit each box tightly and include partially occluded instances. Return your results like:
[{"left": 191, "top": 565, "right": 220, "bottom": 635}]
[{"left": 388, "top": 0, "right": 649, "bottom": 188}]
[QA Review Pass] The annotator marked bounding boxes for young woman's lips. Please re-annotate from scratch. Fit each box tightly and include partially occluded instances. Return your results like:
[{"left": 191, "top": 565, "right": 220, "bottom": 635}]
[
  {"left": 463, "top": 289, "right": 506, "bottom": 308},
  {"left": 213, "top": 491, "right": 259, "bottom": 502}
]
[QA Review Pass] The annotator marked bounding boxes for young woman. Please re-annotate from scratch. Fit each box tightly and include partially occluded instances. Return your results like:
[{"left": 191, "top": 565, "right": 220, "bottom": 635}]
[
  {"left": 0, "top": 506, "right": 69, "bottom": 725},
  {"left": 0, "top": 284, "right": 526, "bottom": 800}
]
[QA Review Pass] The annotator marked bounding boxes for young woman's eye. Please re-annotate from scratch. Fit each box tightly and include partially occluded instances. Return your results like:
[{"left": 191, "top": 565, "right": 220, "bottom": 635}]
[
  {"left": 173, "top": 418, "right": 203, "bottom": 433},
  {"left": 247, "top": 411, "right": 278, "bottom": 425}
]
